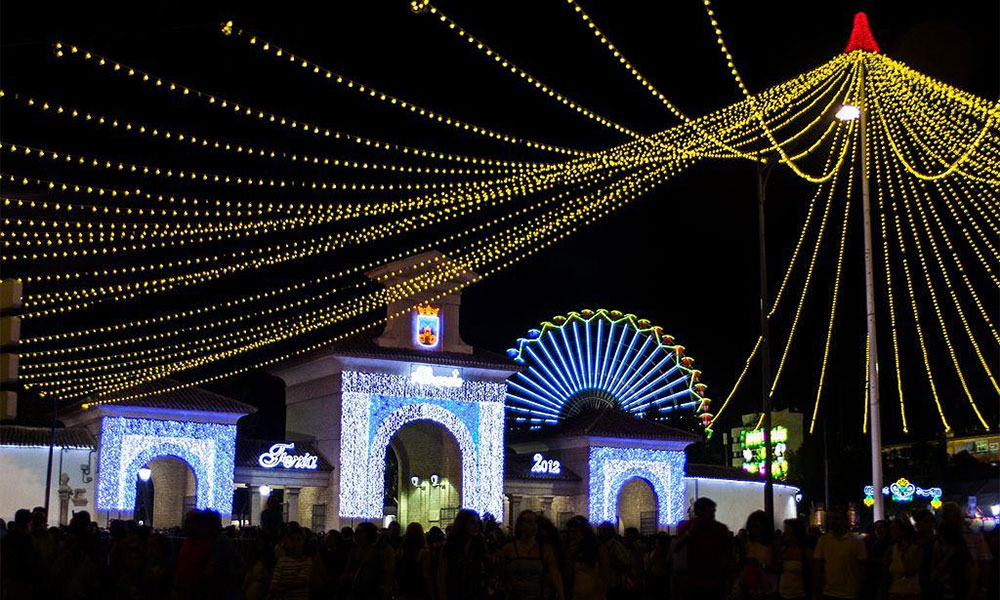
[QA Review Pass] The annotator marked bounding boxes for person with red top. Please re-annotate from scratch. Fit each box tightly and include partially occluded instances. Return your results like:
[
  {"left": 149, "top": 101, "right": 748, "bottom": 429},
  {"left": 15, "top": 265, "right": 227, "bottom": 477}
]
[
  {"left": 172, "top": 510, "right": 215, "bottom": 600},
  {"left": 670, "top": 497, "right": 734, "bottom": 600}
]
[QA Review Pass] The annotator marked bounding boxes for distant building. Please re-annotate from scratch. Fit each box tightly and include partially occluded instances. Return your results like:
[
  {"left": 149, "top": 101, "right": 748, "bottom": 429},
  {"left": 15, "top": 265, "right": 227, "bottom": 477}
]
[{"left": 729, "top": 409, "right": 805, "bottom": 480}]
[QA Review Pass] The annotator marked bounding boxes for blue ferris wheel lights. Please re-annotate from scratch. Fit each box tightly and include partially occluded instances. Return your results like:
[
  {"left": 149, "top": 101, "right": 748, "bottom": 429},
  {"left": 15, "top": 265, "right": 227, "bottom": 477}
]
[{"left": 506, "top": 310, "right": 710, "bottom": 428}]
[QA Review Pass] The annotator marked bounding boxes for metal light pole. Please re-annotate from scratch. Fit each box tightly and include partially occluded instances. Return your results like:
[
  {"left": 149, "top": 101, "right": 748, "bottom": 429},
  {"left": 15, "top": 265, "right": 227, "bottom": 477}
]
[
  {"left": 757, "top": 156, "right": 778, "bottom": 527},
  {"left": 858, "top": 63, "right": 884, "bottom": 522},
  {"left": 837, "top": 59, "right": 883, "bottom": 521}
]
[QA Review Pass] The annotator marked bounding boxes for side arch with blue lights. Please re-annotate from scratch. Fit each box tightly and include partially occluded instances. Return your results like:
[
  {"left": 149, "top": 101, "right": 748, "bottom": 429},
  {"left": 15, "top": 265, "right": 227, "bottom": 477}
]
[
  {"left": 96, "top": 416, "right": 237, "bottom": 515},
  {"left": 506, "top": 309, "right": 712, "bottom": 432}
]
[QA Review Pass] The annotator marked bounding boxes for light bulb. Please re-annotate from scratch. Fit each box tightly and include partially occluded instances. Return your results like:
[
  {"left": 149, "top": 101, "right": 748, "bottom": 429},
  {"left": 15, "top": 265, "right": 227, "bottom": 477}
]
[
  {"left": 258, "top": 485, "right": 271, "bottom": 497},
  {"left": 137, "top": 467, "right": 152, "bottom": 482}
]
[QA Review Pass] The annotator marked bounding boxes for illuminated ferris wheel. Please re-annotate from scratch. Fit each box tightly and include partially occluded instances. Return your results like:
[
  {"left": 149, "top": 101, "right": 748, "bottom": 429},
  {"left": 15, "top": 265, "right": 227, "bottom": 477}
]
[{"left": 505, "top": 309, "right": 712, "bottom": 431}]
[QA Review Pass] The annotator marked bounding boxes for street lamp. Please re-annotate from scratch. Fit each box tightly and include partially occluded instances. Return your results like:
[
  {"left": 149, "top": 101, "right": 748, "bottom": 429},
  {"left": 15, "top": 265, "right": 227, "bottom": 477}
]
[
  {"left": 835, "top": 104, "right": 861, "bottom": 122},
  {"left": 258, "top": 484, "right": 272, "bottom": 498},
  {"left": 138, "top": 467, "right": 152, "bottom": 482}
]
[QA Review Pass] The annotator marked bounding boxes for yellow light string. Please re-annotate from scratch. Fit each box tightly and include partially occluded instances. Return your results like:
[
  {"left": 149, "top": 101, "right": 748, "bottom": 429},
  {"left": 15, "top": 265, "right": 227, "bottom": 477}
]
[
  {"left": 1, "top": 88, "right": 551, "bottom": 174},
  {"left": 707, "top": 335, "right": 761, "bottom": 428},
  {"left": 60, "top": 159, "right": 682, "bottom": 401},
  {"left": 866, "top": 63, "right": 1000, "bottom": 182},
  {"left": 865, "top": 55, "right": 998, "bottom": 183},
  {"left": 698, "top": 0, "right": 852, "bottom": 180},
  {"left": 561, "top": 0, "right": 857, "bottom": 164},
  {"left": 871, "top": 130, "right": 910, "bottom": 433},
  {"left": 888, "top": 159, "right": 990, "bottom": 430},
  {"left": 880, "top": 111, "right": 997, "bottom": 425},
  {"left": 809, "top": 133, "right": 857, "bottom": 434},
  {"left": 872, "top": 112, "right": 951, "bottom": 433},
  {"left": 55, "top": 42, "right": 589, "bottom": 159},
  {"left": 21, "top": 150, "right": 672, "bottom": 366},
  {"left": 769, "top": 130, "right": 848, "bottom": 395}
]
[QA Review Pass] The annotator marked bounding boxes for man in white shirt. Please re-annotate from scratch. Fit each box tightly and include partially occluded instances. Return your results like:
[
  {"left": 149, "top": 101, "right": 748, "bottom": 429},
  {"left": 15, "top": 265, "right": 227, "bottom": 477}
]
[{"left": 813, "top": 508, "right": 868, "bottom": 600}]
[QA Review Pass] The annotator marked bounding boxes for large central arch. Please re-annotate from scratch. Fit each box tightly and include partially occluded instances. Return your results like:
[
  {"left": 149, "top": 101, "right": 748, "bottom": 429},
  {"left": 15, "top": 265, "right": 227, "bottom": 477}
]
[
  {"left": 339, "top": 370, "right": 506, "bottom": 520},
  {"left": 588, "top": 445, "right": 686, "bottom": 528},
  {"left": 368, "top": 403, "right": 478, "bottom": 514}
]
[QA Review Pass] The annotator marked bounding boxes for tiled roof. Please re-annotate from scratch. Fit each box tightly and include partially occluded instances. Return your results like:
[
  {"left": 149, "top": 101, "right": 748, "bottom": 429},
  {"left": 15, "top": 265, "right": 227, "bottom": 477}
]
[
  {"left": 0, "top": 424, "right": 96, "bottom": 449},
  {"left": 236, "top": 439, "right": 334, "bottom": 472},
  {"left": 504, "top": 451, "right": 581, "bottom": 481},
  {"left": 512, "top": 408, "right": 701, "bottom": 443},
  {"left": 94, "top": 378, "right": 256, "bottom": 415}
]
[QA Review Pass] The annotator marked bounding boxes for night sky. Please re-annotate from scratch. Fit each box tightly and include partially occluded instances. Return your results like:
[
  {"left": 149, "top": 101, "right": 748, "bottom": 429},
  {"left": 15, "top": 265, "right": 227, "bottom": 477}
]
[{"left": 2, "top": 1, "right": 997, "bottom": 446}]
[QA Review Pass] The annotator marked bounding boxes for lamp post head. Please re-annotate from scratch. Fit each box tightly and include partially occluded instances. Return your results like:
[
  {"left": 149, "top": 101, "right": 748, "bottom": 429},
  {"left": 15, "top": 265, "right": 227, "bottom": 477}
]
[
  {"left": 138, "top": 467, "right": 152, "bottom": 482},
  {"left": 836, "top": 104, "right": 861, "bottom": 122},
  {"left": 258, "top": 484, "right": 271, "bottom": 498},
  {"left": 410, "top": 475, "right": 421, "bottom": 487}
]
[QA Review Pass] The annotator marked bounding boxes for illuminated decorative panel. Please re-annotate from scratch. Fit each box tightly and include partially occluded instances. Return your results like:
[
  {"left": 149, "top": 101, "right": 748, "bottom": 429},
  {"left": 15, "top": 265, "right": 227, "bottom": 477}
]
[
  {"left": 863, "top": 477, "right": 942, "bottom": 509},
  {"left": 588, "top": 445, "right": 686, "bottom": 528},
  {"left": 339, "top": 370, "right": 506, "bottom": 521},
  {"left": 96, "top": 416, "right": 237, "bottom": 515},
  {"left": 739, "top": 426, "right": 789, "bottom": 480},
  {"left": 505, "top": 309, "right": 711, "bottom": 431},
  {"left": 414, "top": 305, "right": 441, "bottom": 349}
]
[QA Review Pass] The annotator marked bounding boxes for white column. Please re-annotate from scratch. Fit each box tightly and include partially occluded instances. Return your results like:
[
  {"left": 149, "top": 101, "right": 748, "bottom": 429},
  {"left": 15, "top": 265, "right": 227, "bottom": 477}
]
[
  {"left": 287, "top": 488, "right": 301, "bottom": 524},
  {"left": 251, "top": 488, "right": 262, "bottom": 525}
]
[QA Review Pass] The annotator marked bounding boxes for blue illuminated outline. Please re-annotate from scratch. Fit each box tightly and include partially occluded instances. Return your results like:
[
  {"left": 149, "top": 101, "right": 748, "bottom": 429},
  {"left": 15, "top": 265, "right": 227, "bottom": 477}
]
[{"left": 506, "top": 310, "right": 708, "bottom": 427}]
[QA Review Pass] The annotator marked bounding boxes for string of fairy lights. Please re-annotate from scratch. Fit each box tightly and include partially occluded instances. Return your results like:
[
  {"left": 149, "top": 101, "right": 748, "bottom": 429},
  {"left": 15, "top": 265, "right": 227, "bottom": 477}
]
[{"left": 1, "top": 4, "right": 995, "bottom": 438}]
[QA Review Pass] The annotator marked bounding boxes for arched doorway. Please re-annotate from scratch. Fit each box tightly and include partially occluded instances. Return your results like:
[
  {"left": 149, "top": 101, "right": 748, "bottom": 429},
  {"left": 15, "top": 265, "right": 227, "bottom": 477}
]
[
  {"left": 389, "top": 420, "right": 462, "bottom": 528},
  {"left": 616, "top": 477, "right": 658, "bottom": 534},
  {"left": 134, "top": 456, "right": 197, "bottom": 529}
]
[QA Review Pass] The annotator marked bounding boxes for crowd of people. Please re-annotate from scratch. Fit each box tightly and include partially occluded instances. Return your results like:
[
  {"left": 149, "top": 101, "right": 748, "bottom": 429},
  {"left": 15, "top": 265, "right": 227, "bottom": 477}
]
[{"left": 1, "top": 496, "right": 997, "bottom": 600}]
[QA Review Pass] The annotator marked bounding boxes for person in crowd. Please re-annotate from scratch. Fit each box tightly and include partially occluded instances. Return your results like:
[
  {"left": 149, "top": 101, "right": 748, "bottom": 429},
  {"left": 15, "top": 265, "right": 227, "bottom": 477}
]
[
  {"left": 438, "top": 508, "right": 490, "bottom": 600},
  {"left": 940, "top": 502, "right": 990, "bottom": 600},
  {"left": 777, "top": 518, "right": 810, "bottom": 600},
  {"left": 597, "top": 522, "right": 634, "bottom": 600},
  {"left": 885, "top": 517, "right": 921, "bottom": 600},
  {"left": 52, "top": 510, "right": 101, "bottom": 600},
  {"left": 343, "top": 520, "right": 394, "bottom": 600},
  {"left": 865, "top": 519, "right": 892, "bottom": 599},
  {"left": 172, "top": 510, "right": 216, "bottom": 600},
  {"left": 621, "top": 527, "right": 647, "bottom": 597},
  {"left": 909, "top": 509, "right": 937, "bottom": 600},
  {"left": 932, "top": 518, "right": 974, "bottom": 600},
  {"left": 563, "top": 515, "right": 609, "bottom": 600},
  {"left": 643, "top": 532, "right": 671, "bottom": 600},
  {"left": 204, "top": 510, "right": 242, "bottom": 600},
  {"left": 671, "top": 497, "right": 733, "bottom": 600},
  {"left": 396, "top": 521, "right": 428, "bottom": 600},
  {"left": 321, "top": 528, "right": 350, "bottom": 594},
  {"left": 1, "top": 508, "right": 40, "bottom": 600},
  {"left": 268, "top": 522, "right": 324, "bottom": 600},
  {"left": 499, "top": 509, "right": 565, "bottom": 600},
  {"left": 423, "top": 526, "right": 446, "bottom": 600},
  {"left": 735, "top": 510, "right": 779, "bottom": 599},
  {"left": 260, "top": 495, "right": 284, "bottom": 542},
  {"left": 141, "top": 533, "right": 174, "bottom": 600},
  {"left": 813, "top": 507, "right": 867, "bottom": 600},
  {"left": 386, "top": 520, "right": 403, "bottom": 552}
]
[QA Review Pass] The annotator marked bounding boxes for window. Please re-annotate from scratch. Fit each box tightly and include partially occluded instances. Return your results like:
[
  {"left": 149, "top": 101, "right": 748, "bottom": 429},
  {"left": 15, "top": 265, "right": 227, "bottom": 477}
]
[{"left": 312, "top": 503, "right": 326, "bottom": 532}]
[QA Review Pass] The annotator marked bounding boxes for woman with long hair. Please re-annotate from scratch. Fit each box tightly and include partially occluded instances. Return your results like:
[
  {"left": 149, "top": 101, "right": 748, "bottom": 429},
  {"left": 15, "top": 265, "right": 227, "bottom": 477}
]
[
  {"left": 735, "top": 510, "right": 778, "bottom": 599},
  {"left": 562, "top": 516, "right": 609, "bottom": 600},
  {"left": 499, "top": 510, "right": 565, "bottom": 600},
  {"left": 886, "top": 518, "right": 921, "bottom": 600},
  {"left": 437, "top": 509, "right": 489, "bottom": 600},
  {"left": 777, "top": 519, "right": 810, "bottom": 600},
  {"left": 396, "top": 522, "right": 427, "bottom": 600}
]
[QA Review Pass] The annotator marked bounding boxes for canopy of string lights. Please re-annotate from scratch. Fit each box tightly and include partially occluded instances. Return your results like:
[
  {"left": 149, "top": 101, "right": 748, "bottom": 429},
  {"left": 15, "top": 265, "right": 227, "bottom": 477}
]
[{"left": 1, "top": 2, "right": 996, "bottom": 438}]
